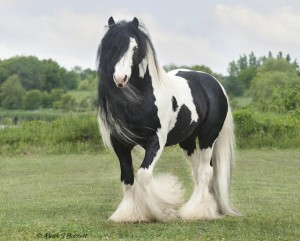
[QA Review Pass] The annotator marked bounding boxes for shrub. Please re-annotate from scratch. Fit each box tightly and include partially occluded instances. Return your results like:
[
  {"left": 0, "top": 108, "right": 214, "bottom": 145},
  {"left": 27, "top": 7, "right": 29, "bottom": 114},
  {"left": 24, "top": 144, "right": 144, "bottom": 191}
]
[
  {"left": 41, "top": 91, "right": 52, "bottom": 108},
  {"left": 51, "top": 115, "right": 100, "bottom": 144},
  {"left": 0, "top": 114, "right": 103, "bottom": 154},
  {"left": 0, "top": 75, "right": 26, "bottom": 109},
  {"left": 255, "top": 85, "right": 300, "bottom": 114},
  {"left": 59, "top": 94, "right": 76, "bottom": 111},
  {"left": 22, "top": 90, "right": 43, "bottom": 110},
  {"left": 78, "top": 80, "right": 90, "bottom": 90},
  {"left": 234, "top": 109, "right": 300, "bottom": 148},
  {"left": 234, "top": 109, "right": 260, "bottom": 138}
]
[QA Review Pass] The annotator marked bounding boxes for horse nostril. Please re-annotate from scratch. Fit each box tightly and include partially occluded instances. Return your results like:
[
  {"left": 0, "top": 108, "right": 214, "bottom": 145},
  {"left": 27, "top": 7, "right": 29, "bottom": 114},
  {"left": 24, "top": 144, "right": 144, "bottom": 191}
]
[{"left": 124, "top": 75, "right": 128, "bottom": 82}]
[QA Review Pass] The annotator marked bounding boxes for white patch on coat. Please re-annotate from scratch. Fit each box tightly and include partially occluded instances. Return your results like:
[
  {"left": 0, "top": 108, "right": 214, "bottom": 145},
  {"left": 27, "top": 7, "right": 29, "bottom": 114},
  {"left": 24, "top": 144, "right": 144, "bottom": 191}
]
[
  {"left": 98, "top": 114, "right": 112, "bottom": 149},
  {"left": 138, "top": 57, "right": 148, "bottom": 78},
  {"left": 114, "top": 37, "right": 138, "bottom": 81}
]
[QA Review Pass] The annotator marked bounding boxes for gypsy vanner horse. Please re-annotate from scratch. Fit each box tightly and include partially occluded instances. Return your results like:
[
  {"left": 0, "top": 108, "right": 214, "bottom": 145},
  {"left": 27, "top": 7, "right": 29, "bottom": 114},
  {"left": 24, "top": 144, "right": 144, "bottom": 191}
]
[{"left": 97, "top": 17, "right": 240, "bottom": 222}]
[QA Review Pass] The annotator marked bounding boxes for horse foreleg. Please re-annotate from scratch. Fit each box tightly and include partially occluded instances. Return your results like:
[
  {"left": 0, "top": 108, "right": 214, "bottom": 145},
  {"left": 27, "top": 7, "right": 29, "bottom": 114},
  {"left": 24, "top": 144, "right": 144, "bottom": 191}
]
[
  {"left": 135, "top": 134, "right": 184, "bottom": 222},
  {"left": 109, "top": 137, "right": 149, "bottom": 223}
]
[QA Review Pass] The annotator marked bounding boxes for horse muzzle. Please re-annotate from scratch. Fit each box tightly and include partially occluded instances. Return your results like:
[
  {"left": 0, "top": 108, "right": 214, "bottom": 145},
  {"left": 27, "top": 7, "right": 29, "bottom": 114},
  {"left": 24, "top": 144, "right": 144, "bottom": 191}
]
[{"left": 113, "top": 74, "right": 128, "bottom": 88}]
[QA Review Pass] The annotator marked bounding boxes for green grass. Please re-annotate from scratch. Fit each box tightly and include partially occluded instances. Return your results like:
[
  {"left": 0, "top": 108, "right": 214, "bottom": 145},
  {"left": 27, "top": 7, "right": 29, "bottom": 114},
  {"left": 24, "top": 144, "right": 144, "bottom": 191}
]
[
  {"left": 1, "top": 149, "right": 300, "bottom": 240},
  {"left": 0, "top": 109, "right": 66, "bottom": 123},
  {"left": 68, "top": 90, "right": 94, "bottom": 102}
]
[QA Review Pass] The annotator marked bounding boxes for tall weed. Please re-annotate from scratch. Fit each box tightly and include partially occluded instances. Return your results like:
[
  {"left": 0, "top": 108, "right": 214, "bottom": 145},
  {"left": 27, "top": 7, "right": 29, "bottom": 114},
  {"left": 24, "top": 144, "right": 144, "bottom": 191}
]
[
  {"left": 0, "top": 114, "right": 103, "bottom": 154},
  {"left": 234, "top": 109, "right": 300, "bottom": 148}
]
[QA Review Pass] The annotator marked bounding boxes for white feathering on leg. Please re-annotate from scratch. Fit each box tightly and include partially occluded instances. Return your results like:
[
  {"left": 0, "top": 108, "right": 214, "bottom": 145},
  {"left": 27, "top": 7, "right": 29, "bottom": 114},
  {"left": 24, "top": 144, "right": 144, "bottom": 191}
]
[
  {"left": 179, "top": 165, "right": 220, "bottom": 220},
  {"left": 109, "top": 171, "right": 185, "bottom": 223}
]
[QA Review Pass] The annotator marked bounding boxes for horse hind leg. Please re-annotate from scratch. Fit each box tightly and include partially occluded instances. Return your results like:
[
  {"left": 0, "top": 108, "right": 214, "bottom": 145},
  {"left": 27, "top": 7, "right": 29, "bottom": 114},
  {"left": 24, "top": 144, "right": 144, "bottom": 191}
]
[{"left": 179, "top": 137, "right": 219, "bottom": 220}]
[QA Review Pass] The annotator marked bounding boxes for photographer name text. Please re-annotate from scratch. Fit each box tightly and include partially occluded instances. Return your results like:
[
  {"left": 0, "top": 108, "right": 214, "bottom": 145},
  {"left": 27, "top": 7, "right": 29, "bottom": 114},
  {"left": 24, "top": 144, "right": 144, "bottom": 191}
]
[{"left": 36, "top": 232, "right": 88, "bottom": 239}]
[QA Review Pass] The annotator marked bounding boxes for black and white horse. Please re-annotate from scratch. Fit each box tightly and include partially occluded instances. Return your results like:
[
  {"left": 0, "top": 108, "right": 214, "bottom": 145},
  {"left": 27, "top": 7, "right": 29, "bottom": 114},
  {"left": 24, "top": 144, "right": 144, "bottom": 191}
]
[{"left": 97, "top": 17, "right": 240, "bottom": 222}]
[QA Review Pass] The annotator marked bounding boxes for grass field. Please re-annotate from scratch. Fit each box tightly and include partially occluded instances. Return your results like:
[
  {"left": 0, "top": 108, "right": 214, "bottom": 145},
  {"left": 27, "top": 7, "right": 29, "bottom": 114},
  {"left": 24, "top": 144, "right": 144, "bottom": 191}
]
[
  {"left": 1, "top": 149, "right": 299, "bottom": 240},
  {"left": 68, "top": 90, "right": 95, "bottom": 102}
]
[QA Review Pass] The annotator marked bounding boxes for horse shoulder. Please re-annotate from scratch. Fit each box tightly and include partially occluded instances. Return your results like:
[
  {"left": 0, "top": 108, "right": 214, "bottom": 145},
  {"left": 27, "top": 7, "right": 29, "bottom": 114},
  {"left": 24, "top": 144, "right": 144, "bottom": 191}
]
[{"left": 166, "top": 71, "right": 199, "bottom": 123}]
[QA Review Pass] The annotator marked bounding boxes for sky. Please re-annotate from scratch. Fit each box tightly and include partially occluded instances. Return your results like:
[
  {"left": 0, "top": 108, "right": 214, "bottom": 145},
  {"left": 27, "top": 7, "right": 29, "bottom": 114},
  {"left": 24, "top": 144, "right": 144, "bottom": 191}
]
[{"left": 1, "top": 0, "right": 300, "bottom": 74}]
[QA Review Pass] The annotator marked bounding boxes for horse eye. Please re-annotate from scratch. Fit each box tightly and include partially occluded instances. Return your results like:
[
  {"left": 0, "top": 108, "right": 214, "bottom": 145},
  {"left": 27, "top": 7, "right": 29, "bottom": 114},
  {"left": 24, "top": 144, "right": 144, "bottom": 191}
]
[{"left": 133, "top": 46, "right": 138, "bottom": 51}]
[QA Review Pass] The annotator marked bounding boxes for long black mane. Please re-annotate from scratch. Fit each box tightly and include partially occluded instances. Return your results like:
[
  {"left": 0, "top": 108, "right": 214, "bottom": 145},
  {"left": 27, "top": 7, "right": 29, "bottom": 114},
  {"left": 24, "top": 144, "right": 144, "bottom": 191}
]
[
  {"left": 97, "top": 19, "right": 160, "bottom": 145},
  {"left": 97, "top": 19, "right": 157, "bottom": 84}
]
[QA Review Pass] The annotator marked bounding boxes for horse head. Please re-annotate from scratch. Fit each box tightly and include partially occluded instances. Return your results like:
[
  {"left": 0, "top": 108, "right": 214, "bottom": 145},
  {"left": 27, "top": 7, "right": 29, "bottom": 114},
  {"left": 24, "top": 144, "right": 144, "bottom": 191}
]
[{"left": 98, "top": 17, "right": 150, "bottom": 89}]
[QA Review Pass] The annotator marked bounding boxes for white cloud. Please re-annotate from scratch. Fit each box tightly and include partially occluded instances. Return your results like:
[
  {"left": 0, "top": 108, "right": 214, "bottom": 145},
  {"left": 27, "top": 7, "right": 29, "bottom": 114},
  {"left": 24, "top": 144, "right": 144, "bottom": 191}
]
[
  {"left": 216, "top": 4, "right": 300, "bottom": 43},
  {"left": 1, "top": 2, "right": 300, "bottom": 75},
  {"left": 0, "top": 0, "right": 16, "bottom": 9},
  {"left": 214, "top": 4, "right": 300, "bottom": 61},
  {"left": 0, "top": 6, "right": 229, "bottom": 73},
  {"left": 0, "top": 43, "right": 19, "bottom": 58},
  {"left": 0, "top": 9, "right": 108, "bottom": 69},
  {"left": 109, "top": 13, "right": 227, "bottom": 73}
]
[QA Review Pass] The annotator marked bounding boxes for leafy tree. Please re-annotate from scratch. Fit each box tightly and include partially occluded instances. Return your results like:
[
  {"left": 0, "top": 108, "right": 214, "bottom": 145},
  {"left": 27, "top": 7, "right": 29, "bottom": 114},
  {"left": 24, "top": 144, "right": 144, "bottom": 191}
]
[
  {"left": 64, "top": 71, "right": 79, "bottom": 90},
  {"left": 223, "top": 75, "right": 245, "bottom": 97},
  {"left": 0, "top": 56, "right": 45, "bottom": 90},
  {"left": 72, "top": 66, "right": 82, "bottom": 73},
  {"left": 225, "top": 52, "right": 261, "bottom": 97},
  {"left": 22, "top": 90, "right": 43, "bottom": 110},
  {"left": 79, "top": 68, "right": 97, "bottom": 81},
  {"left": 237, "top": 54, "right": 248, "bottom": 70},
  {"left": 238, "top": 66, "right": 257, "bottom": 90},
  {"left": 251, "top": 58, "right": 300, "bottom": 100},
  {"left": 42, "top": 59, "right": 65, "bottom": 91},
  {"left": 249, "top": 52, "right": 259, "bottom": 68},
  {"left": 0, "top": 56, "right": 81, "bottom": 92},
  {"left": 227, "top": 61, "right": 239, "bottom": 77},
  {"left": 0, "top": 75, "right": 26, "bottom": 109},
  {"left": 225, "top": 51, "right": 299, "bottom": 97}
]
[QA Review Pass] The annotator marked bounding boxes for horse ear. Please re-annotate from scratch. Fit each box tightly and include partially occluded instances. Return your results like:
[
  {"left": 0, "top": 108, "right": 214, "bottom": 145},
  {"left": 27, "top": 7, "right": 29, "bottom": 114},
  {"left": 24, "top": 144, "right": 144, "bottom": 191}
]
[
  {"left": 108, "top": 17, "right": 115, "bottom": 27},
  {"left": 132, "top": 17, "right": 139, "bottom": 28}
]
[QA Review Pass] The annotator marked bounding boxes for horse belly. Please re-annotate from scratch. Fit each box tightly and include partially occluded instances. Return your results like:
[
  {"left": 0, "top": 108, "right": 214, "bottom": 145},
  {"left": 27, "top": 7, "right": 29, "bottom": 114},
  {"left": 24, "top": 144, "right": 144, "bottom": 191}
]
[{"left": 166, "top": 104, "right": 198, "bottom": 146}]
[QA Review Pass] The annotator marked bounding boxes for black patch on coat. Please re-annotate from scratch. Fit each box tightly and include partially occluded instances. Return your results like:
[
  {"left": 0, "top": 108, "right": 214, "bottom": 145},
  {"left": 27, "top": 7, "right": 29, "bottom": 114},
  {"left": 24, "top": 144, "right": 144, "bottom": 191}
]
[
  {"left": 140, "top": 134, "right": 160, "bottom": 169},
  {"left": 166, "top": 104, "right": 198, "bottom": 146},
  {"left": 111, "top": 136, "right": 134, "bottom": 185},
  {"left": 172, "top": 96, "right": 178, "bottom": 112}
]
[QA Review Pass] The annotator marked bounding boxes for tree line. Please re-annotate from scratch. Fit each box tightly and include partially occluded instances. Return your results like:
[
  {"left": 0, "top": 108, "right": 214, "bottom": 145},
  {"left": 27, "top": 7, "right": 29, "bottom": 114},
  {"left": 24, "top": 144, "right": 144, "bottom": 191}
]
[
  {"left": 0, "top": 56, "right": 97, "bottom": 110},
  {"left": 0, "top": 52, "right": 299, "bottom": 112}
]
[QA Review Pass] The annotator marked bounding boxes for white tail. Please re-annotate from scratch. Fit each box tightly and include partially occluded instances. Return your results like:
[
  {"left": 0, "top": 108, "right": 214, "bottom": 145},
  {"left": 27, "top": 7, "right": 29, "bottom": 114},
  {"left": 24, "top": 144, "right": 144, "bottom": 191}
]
[{"left": 212, "top": 106, "right": 241, "bottom": 216}]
